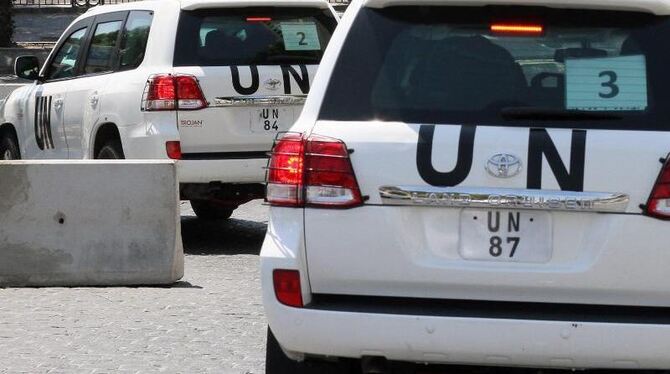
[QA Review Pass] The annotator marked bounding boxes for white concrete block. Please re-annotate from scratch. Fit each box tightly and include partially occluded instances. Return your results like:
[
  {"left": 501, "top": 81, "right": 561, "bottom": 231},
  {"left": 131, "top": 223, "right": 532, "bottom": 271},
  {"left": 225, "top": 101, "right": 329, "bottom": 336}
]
[{"left": 0, "top": 160, "right": 183, "bottom": 286}]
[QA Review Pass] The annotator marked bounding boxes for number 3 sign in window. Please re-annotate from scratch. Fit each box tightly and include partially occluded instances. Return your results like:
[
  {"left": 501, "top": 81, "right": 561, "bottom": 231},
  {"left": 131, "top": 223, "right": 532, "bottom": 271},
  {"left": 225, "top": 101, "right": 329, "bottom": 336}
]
[
  {"left": 566, "top": 55, "right": 648, "bottom": 111},
  {"left": 281, "top": 22, "right": 321, "bottom": 51}
]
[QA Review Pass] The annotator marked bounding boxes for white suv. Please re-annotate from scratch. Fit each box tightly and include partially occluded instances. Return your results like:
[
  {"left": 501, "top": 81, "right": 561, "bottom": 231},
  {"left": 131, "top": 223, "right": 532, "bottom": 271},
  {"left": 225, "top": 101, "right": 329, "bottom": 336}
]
[
  {"left": 262, "top": 0, "right": 670, "bottom": 372},
  {"left": 0, "top": 0, "right": 337, "bottom": 219}
]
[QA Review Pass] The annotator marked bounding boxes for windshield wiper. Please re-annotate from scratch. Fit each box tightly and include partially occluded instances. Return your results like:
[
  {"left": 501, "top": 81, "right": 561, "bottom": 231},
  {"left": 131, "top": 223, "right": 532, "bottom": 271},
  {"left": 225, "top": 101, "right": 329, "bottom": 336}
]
[{"left": 501, "top": 107, "right": 624, "bottom": 121}]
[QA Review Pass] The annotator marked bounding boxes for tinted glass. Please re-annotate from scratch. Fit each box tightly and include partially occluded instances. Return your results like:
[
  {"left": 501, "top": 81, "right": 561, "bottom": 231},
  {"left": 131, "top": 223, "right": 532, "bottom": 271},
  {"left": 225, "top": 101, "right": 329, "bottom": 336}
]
[
  {"left": 46, "top": 27, "right": 87, "bottom": 80},
  {"left": 174, "top": 7, "right": 337, "bottom": 66},
  {"left": 84, "top": 20, "right": 123, "bottom": 74},
  {"left": 120, "top": 11, "right": 153, "bottom": 70},
  {"left": 320, "top": 7, "right": 670, "bottom": 131}
]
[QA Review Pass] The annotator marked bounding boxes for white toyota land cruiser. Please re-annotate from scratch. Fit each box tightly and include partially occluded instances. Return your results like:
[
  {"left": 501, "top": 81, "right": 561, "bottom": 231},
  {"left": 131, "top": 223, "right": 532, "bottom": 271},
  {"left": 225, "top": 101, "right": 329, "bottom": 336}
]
[
  {"left": 0, "top": 0, "right": 337, "bottom": 219},
  {"left": 262, "top": 0, "right": 670, "bottom": 372}
]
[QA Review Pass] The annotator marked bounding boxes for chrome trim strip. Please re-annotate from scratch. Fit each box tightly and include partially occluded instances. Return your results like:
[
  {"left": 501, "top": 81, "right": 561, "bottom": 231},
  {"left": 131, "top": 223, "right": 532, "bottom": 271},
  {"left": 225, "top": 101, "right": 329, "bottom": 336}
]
[
  {"left": 212, "top": 95, "right": 307, "bottom": 107},
  {"left": 379, "top": 186, "right": 630, "bottom": 213}
]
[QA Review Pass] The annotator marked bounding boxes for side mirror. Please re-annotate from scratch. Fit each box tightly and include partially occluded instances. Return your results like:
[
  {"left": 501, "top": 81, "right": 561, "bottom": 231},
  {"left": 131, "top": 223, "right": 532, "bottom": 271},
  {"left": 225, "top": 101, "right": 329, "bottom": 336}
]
[{"left": 14, "top": 55, "right": 40, "bottom": 81}]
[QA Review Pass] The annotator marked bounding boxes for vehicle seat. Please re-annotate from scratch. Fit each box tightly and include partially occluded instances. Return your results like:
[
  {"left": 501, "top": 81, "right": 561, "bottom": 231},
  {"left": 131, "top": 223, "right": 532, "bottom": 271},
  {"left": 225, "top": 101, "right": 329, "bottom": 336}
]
[
  {"left": 237, "top": 25, "right": 277, "bottom": 61},
  {"left": 554, "top": 47, "right": 607, "bottom": 63},
  {"left": 200, "top": 29, "right": 244, "bottom": 61},
  {"left": 407, "top": 35, "right": 528, "bottom": 111},
  {"left": 621, "top": 37, "right": 642, "bottom": 55}
]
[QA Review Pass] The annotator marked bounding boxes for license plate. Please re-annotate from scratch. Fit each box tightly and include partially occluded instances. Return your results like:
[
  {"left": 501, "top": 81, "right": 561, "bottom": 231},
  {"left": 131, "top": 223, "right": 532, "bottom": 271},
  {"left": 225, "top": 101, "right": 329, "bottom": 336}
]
[
  {"left": 250, "top": 107, "right": 293, "bottom": 133},
  {"left": 459, "top": 209, "right": 552, "bottom": 263}
]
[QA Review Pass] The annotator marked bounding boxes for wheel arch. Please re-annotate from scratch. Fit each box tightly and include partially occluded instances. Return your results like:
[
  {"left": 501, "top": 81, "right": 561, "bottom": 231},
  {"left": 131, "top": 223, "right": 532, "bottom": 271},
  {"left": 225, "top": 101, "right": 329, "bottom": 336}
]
[
  {"left": 0, "top": 123, "right": 21, "bottom": 158},
  {"left": 92, "top": 122, "right": 123, "bottom": 158}
]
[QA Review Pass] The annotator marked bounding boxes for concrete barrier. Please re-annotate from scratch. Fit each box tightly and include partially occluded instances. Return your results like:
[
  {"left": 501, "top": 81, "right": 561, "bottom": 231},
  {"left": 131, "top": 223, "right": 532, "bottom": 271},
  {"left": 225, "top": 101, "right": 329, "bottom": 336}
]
[{"left": 0, "top": 160, "right": 183, "bottom": 287}]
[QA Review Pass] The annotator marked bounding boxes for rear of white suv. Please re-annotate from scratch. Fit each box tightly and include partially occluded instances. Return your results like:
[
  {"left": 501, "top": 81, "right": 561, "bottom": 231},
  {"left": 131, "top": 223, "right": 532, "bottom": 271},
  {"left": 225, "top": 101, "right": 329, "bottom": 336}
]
[
  {"left": 262, "top": 0, "right": 670, "bottom": 372},
  {"left": 170, "top": 2, "right": 337, "bottom": 218}
]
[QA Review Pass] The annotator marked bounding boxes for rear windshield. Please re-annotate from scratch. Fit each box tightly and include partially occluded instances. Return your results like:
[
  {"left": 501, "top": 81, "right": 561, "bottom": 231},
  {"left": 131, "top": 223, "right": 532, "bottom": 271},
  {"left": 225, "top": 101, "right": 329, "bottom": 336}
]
[
  {"left": 174, "top": 7, "right": 337, "bottom": 66},
  {"left": 319, "top": 7, "right": 670, "bottom": 130}
]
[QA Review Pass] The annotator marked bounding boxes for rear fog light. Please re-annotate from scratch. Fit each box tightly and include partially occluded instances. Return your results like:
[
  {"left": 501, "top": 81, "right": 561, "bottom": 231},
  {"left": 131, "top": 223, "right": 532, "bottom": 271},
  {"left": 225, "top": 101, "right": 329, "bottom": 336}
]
[
  {"left": 166, "top": 141, "right": 182, "bottom": 160},
  {"left": 273, "top": 269, "right": 304, "bottom": 308}
]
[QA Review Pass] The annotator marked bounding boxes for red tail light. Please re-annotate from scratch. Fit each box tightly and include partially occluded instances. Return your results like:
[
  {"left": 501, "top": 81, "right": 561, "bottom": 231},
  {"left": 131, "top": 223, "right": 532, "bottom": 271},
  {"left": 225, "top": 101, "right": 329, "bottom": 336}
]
[
  {"left": 646, "top": 156, "right": 670, "bottom": 219},
  {"left": 266, "top": 133, "right": 363, "bottom": 208},
  {"left": 166, "top": 141, "right": 182, "bottom": 160},
  {"left": 142, "top": 74, "right": 207, "bottom": 111},
  {"left": 273, "top": 269, "right": 303, "bottom": 308},
  {"left": 267, "top": 134, "right": 305, "bottom": 206},
  {"left": 143, "top": 75, "right": 176, "bottom": 111}
]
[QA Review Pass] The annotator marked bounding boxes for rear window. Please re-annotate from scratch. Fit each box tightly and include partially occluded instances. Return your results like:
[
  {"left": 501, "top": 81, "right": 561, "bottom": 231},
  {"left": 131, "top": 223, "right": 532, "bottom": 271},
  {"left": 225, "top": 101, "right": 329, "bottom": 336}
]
[
  {"left": 174, "top": 7, "right": 337, "bottom": 66},
  {"left": 120, "top": 11, "right": 153, "bottom": 71},
  {"left": 319, "top": 7, "right": 670, "bottom": 130}
]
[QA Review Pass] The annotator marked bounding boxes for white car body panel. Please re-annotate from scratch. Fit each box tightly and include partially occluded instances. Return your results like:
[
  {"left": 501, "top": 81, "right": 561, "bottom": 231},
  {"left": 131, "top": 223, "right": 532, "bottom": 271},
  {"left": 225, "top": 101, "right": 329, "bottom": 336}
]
[
  {"left": 174, "top": 65, "right": 319, "bottom": 156},
  {"left": 262, "top": 0, "right": 670, "bottom": 369}
]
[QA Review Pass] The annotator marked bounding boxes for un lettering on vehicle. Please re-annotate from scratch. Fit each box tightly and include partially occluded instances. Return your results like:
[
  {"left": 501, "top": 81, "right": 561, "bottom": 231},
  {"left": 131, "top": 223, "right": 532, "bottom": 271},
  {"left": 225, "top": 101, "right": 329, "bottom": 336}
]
[
  {"left": 34, "top": 95, "right": 55, "bottom": 151},
  {"left": 417, "top": 125, "right": 586, "bottom": 191}
]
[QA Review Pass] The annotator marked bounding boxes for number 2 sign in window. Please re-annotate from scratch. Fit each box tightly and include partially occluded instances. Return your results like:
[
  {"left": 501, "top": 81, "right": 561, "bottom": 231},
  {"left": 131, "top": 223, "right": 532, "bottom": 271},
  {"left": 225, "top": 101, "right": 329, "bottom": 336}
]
[
  {"left": 281, "top": 22, "right": 321, "bottom": 51},
  {"left": 566, "top": 55, "right": 648, "bottom": 111}
]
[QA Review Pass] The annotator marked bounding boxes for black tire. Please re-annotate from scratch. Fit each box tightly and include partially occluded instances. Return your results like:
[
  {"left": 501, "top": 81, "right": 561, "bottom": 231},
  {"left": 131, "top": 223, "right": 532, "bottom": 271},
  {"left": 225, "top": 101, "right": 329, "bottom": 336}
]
[
  {"left": 266, "top": 328, "right": 355, "bottom": 374},
  {"left": 190, "top": 199, "right": 235, "bottom": 221},
  {"left": 0, "top": 134, "right": 20, "bottom": 160},
  {"left": 96, "top": 140, "right": 125, "bottom": 159}
]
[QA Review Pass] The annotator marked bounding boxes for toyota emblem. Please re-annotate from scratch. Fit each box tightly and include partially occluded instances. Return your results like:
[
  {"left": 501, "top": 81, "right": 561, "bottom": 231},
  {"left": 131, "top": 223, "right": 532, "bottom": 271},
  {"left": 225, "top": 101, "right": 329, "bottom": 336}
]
[{"left": 486, "top": 153, "right": 522, "bottom": 178}]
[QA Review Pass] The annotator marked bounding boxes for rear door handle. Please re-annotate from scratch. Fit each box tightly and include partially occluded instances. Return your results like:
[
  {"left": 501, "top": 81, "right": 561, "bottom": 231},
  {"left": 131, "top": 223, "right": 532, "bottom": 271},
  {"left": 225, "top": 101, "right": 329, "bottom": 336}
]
[
  {"left": 90, "top": 95, "right": 99, "bottom": 107},
  {"left": 54, "top": 98, "right": 64, "bottom": 111}
]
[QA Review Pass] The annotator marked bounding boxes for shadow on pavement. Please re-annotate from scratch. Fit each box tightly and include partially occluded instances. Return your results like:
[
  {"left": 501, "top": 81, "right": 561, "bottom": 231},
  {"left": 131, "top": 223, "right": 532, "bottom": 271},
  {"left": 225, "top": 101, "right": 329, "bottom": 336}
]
[
  {"left": 162, "top": 281, "right": 203, "bottom": 289},
  {"left": 181, "top": 216, "right": 267, "bottom": 256}
]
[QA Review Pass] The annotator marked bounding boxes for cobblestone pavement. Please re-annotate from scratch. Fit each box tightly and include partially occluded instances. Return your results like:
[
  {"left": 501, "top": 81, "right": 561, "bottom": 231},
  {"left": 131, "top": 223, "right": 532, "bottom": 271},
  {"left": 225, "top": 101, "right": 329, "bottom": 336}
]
[{"left": 0, "top": 201, "right": 269, "bottom": 374}]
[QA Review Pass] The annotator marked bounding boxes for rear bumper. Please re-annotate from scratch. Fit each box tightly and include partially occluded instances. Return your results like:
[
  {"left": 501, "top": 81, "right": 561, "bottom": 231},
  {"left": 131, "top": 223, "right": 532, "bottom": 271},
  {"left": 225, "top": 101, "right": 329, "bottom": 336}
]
[
  {"left": 260, "top": 206, "right": 670, "bottom": 370},
  {"left": 263, "top": 293, "right": 670, "bottom": 370},
  {"left": 261, "top": 205, "right": 670, "bottom": 369},
  {"left": 177, "top": 158, "right": 268, "bottom": 183}
]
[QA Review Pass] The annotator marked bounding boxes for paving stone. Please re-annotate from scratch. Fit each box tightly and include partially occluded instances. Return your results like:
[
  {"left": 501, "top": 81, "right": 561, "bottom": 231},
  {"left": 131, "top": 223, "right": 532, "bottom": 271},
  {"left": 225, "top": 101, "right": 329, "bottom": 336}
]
[{"left": 0, "top": 201, "right": 269, "bottom": 374}]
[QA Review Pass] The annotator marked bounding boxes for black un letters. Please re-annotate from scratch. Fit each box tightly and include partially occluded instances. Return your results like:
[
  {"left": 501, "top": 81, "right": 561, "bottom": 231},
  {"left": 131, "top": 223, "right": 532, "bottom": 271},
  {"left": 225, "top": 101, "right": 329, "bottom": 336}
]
[
  {"left": 416, "top": 125, "right": 476, "bottom": 187},
  {"left": 34, "top": 95, "right": 54, "bottom": 151},
  {"left": 417, "top": 125, "right": 587, "bottom": 191},
  {"left": 527, "top": 129, "right": 587, "bottom": 192},
  {"left": 230, "top": 65, "right": 309, "bottom": 95}
]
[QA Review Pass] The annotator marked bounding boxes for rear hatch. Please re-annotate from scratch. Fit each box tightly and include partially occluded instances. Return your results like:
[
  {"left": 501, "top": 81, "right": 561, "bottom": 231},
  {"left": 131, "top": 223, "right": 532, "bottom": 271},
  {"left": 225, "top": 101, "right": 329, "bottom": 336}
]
[
  {"left": 173, "top": 6, "right": 336, "bottom": 157},
  {"left": 305, "top": 5, "right": 670, "bottom": 306}
]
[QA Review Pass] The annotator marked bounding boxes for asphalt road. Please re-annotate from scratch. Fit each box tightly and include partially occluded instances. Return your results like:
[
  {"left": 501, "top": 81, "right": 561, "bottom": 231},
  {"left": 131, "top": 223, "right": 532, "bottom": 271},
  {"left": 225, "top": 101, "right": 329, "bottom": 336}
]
[
  {"left": 0, "top": 85, "right": 21, "bottom": 101},
  {"left": 0, "top": 201, "right": 269, "bottom": 374},
  {"left": 0, "top": 76, "right": 27, "bottom": 101}
]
